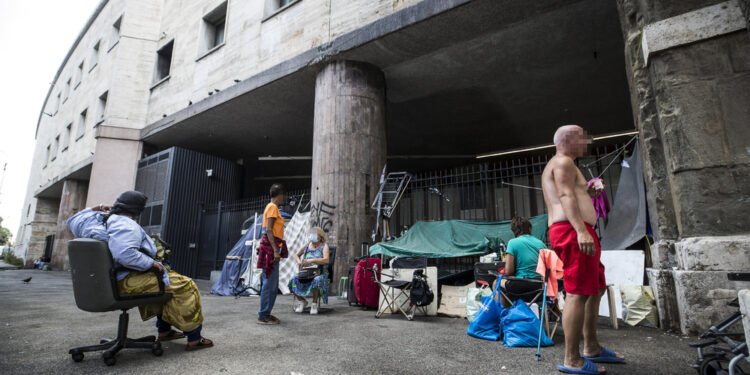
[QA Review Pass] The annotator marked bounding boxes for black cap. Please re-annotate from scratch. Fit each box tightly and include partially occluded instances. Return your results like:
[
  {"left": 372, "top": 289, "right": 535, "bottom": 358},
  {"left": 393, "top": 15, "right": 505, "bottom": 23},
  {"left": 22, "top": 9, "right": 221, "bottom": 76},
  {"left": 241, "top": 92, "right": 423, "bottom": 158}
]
[{"left": 112, "top": 190, "right": 148, "bottom": 216}]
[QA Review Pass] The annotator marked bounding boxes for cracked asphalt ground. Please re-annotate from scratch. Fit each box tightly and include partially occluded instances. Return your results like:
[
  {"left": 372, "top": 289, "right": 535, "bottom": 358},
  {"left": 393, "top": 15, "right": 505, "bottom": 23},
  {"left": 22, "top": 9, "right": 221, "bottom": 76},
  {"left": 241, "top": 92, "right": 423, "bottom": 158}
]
[{"left": 0, "top": 269, "right": 697, "bottom": 374}]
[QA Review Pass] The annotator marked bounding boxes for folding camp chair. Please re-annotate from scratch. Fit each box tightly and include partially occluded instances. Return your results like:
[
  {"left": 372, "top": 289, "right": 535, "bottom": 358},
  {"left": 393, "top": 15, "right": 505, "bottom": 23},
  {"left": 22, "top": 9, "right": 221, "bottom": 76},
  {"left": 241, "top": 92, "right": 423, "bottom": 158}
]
[
  {"left": 369, "top": 266, "right": 413, "bottom": 320},
  {"left": 370, "top": 256, "right": 428, "bottom": 320}
]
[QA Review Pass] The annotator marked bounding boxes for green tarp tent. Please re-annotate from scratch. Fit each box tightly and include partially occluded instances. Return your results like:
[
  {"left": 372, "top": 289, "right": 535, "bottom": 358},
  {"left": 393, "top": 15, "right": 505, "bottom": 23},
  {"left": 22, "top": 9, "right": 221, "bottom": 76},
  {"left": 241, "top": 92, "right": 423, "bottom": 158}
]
[{"left": 369, "top": 214, "right": 548, "bottom": 258}]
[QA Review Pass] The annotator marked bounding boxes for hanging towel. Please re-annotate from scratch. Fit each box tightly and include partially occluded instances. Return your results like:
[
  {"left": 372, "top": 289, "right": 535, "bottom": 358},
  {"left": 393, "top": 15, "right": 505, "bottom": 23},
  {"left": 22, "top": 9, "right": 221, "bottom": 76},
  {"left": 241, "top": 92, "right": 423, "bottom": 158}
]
[
  {"left": 535, "top": 249, "right": 563, "bottom": 299},
  {"left": 587, "top": 178, "right": 610, "bottom": 220}
]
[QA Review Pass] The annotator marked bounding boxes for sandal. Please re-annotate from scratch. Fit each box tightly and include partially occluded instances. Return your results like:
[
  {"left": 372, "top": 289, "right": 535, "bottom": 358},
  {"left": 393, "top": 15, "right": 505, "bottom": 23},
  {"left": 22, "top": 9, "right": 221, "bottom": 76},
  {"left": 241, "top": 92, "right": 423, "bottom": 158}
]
[
  {"left": 157, "top": 329, "right": 185, "bottom": 341},
  {"left": 185, "top": 337, "right": 214, "bottom": 351},
  {"left": 584, "top": 346, "right": 625, "bottom": 363}
]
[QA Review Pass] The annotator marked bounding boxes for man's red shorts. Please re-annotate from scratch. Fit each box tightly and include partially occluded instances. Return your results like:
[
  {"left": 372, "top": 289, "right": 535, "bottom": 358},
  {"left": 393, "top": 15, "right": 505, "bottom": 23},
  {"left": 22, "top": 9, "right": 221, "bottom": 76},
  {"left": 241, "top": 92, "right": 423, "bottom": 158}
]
[{"left": 548, "top": 221, "right": 606, "bottom": 296}]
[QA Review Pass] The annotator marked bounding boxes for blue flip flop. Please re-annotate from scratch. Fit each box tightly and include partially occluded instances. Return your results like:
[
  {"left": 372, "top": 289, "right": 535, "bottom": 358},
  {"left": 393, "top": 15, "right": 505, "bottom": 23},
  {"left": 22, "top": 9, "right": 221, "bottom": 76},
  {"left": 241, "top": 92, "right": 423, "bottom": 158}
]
[
  {"left": 557, "top": 358, "right": 605, "bottom": 374},
  {"left": 584, "top": 346, "right": 625, "bottom": 363}
]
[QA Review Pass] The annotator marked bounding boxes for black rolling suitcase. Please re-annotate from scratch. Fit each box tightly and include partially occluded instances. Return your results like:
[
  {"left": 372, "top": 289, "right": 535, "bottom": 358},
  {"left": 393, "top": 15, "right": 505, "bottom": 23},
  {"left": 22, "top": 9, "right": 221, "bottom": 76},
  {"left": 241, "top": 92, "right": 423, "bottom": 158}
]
[{"left": 346, "top": 265, "right": 358, "bottom": 305}]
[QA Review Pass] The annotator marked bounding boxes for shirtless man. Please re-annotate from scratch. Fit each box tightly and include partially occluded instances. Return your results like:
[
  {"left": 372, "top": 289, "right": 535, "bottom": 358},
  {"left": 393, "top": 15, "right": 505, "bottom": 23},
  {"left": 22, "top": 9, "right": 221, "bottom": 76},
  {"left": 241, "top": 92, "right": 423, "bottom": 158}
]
[{"left": 542, "top": 125, "right": 624, "bottom": 374}]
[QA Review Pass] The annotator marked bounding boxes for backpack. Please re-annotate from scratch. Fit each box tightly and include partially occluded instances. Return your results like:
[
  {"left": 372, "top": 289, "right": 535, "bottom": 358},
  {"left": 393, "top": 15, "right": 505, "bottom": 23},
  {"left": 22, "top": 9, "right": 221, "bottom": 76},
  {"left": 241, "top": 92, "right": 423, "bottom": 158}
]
[{"left": 409, "top": 269, "right": 434, "bottom": 307}]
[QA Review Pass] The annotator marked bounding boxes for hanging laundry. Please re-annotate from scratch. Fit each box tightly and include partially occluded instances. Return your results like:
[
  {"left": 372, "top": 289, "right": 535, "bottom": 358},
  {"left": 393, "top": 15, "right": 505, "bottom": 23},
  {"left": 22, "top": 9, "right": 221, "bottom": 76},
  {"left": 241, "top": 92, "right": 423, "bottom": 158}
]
[{"left": 588, "top": 178, "right": 610, "bottom": 220}]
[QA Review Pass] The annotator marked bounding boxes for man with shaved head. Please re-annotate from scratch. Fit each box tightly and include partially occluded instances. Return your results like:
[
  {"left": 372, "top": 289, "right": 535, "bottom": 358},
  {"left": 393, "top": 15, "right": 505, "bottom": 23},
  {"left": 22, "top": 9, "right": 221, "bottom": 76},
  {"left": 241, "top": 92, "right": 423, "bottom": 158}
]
[{"left": 542, "top": 125, "right": 624, "bottom": 374}]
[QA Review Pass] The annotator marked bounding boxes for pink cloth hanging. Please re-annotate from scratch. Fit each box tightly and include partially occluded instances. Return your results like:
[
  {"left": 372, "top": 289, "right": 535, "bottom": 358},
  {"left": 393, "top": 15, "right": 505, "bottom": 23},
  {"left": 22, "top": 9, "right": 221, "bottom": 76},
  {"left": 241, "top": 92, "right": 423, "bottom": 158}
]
[{"left": 588, "top": 178, "right": 610, "bottom": 220}]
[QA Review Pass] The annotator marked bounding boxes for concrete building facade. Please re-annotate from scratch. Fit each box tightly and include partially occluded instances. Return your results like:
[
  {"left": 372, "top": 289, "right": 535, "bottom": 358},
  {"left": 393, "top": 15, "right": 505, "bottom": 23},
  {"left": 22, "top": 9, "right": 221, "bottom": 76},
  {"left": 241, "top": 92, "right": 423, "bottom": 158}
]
[{"left": 14, "top": 0, "right": 750, "bottom": 334}]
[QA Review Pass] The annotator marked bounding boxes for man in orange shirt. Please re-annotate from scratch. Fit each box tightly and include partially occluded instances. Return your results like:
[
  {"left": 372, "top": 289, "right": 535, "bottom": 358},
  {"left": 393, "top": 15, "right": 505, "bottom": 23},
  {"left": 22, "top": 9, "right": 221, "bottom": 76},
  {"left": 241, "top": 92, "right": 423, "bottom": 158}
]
[{"left": 256, "top": 183, "right": 288, "bottom": 325}]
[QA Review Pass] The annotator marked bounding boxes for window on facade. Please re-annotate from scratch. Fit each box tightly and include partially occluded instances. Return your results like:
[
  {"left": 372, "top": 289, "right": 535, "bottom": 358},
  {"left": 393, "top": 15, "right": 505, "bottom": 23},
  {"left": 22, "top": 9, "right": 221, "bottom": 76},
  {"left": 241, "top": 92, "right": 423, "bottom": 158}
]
[
  {"left": 200, "top": 2, "right": 227, "bottom": 54},
  {"left": 64, "top": 78, "right": 71, "bottom": 102},
  {"left": 96, "top": 91, "right": 108, "bottom": 125},
  {"left": 90, "top": 41, "right": 100, "bottom": 70},
  {"left": 74, "top": 61, "right": 84, "bottom": 88},
  {"left": 44, "top": 145, "right": 50, "bottom": 167},
  {"left": 55, "top": 92, "right": 61, "bottom": 113},
  {"left": 265, "top": 0, "right": 300, "bottom": 17},
  {"left": 77, "top": 109, "right": 87, "bottom": 139},
  {"left": 63, "top": 123, "right": 72, "bottom": 151},
  {"left": 110, "top": 16, "right": 122, "bottom": 50},
  {"left": 153, "top": 40, "right": 173, "bottom": 83},
  {"left": 51, "top": 135, "right": 60, "bottom": 161}
]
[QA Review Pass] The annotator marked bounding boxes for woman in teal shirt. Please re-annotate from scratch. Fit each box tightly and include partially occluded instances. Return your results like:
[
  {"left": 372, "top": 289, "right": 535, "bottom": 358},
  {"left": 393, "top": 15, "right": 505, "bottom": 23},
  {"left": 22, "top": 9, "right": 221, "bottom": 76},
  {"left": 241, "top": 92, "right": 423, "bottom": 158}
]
[{"left": 496, "top": 216, "right": 545, "bottom": 307}]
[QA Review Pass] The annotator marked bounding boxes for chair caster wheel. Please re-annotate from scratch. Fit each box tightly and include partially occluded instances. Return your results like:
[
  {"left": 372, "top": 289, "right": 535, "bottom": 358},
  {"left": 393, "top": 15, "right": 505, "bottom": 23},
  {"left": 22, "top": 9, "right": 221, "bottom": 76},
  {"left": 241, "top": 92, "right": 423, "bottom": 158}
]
[
  {"left": 152, "top": 342, "right": 163, "bottom": 357},
  {"left": 102, "top": 356, "right": 117, "bottom": 366},
  {"left": 71, "top": 351, "right": 84, "bottom": 362}
]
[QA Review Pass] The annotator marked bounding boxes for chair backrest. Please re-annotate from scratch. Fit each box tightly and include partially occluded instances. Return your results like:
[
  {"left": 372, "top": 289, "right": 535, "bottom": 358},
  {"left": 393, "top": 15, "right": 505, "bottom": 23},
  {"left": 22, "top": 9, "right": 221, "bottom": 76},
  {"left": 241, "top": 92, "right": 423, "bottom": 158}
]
[
  {"left": 392, "top": 256, "right": 427, "bottom": 269},
  {"left": 68, "top": 238, "right": 120, "bottom": 312}
]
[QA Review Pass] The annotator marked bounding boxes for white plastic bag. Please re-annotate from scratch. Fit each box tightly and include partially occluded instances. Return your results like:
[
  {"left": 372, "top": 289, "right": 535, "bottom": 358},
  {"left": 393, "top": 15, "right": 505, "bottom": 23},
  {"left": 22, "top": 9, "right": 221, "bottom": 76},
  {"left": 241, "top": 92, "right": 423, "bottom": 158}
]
[{"left": 620, "top": 285, "right": 658, "bottom": 327}]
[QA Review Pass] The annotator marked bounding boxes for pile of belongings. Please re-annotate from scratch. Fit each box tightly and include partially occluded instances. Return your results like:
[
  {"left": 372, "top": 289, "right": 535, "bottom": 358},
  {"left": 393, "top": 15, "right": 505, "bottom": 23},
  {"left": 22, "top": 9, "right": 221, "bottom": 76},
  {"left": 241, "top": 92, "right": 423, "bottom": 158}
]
[{"left": 466, "top": 276, "right": 554, "bottom": 348}]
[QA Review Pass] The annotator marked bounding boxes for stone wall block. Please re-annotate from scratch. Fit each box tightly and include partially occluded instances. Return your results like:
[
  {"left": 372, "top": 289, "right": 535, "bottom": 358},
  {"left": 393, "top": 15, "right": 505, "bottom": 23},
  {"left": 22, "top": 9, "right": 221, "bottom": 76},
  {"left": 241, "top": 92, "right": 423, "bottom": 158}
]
[
  {"left": 717, "top": 72, "right": 750, "bottom": 164},
  {"left": 654, "top": 79, "right": 729, "bottom": 172},
  {"left": 650, "top": 239, "right": 677, "bottom": 269},
  {"left": 646, "top": 268, "right": 681, "bottom": 331},
  {"left": 728, "top": 31, "right": 750, "bottom": 72},
  {"left": 670, "top": 165, "right": 750, "bottom": 236},
  {"left": 739, "top": 289, "right": 750, "bottom": 349},
  {"left": 651, "top": 39, "right": 734, "bottom": 86},
  {"left": 675, "top": 234, "right": 750, "bottom": 271},
  {"left": 673, "top": 269, "right": 748, "bottom": 334}
]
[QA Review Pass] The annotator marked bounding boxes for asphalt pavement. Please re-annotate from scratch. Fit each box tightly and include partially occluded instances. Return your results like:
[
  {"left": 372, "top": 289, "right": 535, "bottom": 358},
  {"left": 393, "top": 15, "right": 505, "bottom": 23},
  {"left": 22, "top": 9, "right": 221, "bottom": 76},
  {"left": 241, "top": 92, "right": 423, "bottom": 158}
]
[{"left": 0, "top": 268, "right": 697, "bottom": 374}]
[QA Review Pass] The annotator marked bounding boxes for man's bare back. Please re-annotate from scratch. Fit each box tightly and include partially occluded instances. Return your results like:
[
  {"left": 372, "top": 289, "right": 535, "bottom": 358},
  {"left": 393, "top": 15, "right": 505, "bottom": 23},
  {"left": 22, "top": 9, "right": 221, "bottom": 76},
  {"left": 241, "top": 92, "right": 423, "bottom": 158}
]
[{"left": 542, "top": 155, "right": 597, "bottom": 227}]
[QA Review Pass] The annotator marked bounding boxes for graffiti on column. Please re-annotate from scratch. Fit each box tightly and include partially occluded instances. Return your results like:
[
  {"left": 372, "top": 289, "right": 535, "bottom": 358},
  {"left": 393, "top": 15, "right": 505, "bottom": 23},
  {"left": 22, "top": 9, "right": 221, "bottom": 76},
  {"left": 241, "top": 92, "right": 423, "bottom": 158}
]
[{"left": 311, "top": 201, "right": 336, "bottom": 233}]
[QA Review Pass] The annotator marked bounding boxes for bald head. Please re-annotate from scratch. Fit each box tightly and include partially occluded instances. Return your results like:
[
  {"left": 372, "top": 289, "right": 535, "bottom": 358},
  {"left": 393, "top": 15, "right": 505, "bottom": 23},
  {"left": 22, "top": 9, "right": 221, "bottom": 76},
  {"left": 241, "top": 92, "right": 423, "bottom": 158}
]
[
  {"left": 553, "top": 125, "right": 582, "bottom": 147},
  {"left": 553, "top": 124, "right": 589, "bottom": 158}
]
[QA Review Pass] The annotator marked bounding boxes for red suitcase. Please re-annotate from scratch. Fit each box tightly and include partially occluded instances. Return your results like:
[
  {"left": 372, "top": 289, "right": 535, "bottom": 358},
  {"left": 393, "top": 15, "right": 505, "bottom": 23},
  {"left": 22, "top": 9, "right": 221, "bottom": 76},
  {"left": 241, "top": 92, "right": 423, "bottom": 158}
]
[{"left": 354, "top": 258, "right": 381, "bottom": 308}]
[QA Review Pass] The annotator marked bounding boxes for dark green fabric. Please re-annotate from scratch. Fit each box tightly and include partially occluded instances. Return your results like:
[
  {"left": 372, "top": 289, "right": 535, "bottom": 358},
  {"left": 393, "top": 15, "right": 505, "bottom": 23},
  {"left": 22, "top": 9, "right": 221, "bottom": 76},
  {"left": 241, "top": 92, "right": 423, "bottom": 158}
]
[{"left": 369, "top": 214, "right": 548, "bottom": 258}]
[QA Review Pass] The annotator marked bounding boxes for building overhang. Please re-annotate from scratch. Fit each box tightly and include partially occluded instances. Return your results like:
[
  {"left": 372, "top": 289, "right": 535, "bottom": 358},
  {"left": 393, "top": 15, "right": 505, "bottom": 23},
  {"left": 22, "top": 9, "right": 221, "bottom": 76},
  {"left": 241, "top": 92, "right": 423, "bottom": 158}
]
[
  {"left": 141, "top": 0, "right": 634, "bottom": 177},
  {"left": 34, "top": 156, "right": 93, "bottom": 199}
]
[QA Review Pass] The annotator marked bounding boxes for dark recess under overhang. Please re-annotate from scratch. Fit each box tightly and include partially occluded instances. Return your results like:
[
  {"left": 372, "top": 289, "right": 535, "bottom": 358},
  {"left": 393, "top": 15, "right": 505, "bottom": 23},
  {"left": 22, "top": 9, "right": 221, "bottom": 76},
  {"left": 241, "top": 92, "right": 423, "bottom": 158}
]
[{"left": 141, "top": 0, "right": 633, "bottom": 183}]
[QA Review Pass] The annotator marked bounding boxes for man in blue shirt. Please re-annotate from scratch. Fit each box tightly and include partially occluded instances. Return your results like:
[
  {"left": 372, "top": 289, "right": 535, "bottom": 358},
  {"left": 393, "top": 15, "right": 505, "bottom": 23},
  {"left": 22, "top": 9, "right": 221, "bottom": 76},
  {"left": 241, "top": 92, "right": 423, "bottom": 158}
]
[{"left": 68, "top": 191, "right": 213, "bottom": 351}]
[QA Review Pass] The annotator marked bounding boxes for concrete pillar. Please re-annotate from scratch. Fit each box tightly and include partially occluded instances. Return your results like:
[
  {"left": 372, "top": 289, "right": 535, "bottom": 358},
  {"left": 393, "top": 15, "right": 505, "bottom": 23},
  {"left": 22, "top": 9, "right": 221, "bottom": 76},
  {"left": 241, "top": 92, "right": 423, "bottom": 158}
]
[
  {"left": 23, "top": 198, "right": 60, "bottom": 267},
  {"left": 86, "top": 126, "right": 143, "bottom": 207},
  {"left": 51, "top": 180, "right": 88, "bottom": 270},
  {"left": 311, "top": 61, "right": 387, "bottom": 288},
  {"left": 616, "top": 0, "right": 750, "bottom": 334}
]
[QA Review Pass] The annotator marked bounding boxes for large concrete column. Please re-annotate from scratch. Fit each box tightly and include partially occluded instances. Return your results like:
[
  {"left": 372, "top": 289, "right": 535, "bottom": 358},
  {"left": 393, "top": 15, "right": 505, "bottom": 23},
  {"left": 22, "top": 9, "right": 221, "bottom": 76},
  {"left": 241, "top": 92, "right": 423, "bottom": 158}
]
[
  {"left": 311, "top": 61, "right": 387, "bottom": 287},
  {"left": 51, "top": 179, "right": 88, "bottom": 270},
  {"left": 86, "top": 126, "right": 143, "bottom": 207},
  {"left": 23, "top": 198, "right": 60, "bottom": 267},
  {"left": 616, "top": 0, "right": 750, "bottom": 333}
]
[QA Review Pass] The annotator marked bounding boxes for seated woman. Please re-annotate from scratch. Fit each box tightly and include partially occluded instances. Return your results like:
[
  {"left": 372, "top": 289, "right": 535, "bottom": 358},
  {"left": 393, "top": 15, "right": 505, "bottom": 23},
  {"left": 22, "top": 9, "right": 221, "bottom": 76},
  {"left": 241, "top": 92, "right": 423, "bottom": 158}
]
[
  {"left": 288, "top": 227, "right": 330, "bottom": 315},
  {"left": 67, "top": 190, "right": 213, "bottom": 351},
  {"left": 495, "top": 216, "right": 545, "bottom": 307}
]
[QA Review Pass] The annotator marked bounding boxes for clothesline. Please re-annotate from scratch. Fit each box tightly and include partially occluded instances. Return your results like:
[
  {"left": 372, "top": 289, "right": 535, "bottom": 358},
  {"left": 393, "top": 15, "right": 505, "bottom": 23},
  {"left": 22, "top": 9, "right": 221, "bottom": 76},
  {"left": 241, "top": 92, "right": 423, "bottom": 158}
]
[
  {"left": 582, "top": 136, "right": 638, "bottom": 179},
  {"left": 501, "top": 181, "right": 542, "bottom": 191}
]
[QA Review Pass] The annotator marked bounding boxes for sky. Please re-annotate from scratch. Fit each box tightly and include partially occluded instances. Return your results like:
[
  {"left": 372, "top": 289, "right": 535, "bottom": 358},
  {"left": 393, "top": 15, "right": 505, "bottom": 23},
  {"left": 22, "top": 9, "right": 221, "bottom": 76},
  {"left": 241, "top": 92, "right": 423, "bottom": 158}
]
[{"left": 0, "top": 0, "right": 101, "bottom": 240}]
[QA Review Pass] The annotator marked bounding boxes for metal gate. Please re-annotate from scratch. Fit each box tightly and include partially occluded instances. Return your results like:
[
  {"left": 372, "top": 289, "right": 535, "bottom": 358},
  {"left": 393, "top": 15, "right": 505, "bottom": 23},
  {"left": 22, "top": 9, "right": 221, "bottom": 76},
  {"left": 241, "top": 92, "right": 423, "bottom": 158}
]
[
  {"left": 388, "top": 141, "right": 632, "bottom": 274},
  {"left": 194, "top": 189, "right": 310, "bottom": 279}
]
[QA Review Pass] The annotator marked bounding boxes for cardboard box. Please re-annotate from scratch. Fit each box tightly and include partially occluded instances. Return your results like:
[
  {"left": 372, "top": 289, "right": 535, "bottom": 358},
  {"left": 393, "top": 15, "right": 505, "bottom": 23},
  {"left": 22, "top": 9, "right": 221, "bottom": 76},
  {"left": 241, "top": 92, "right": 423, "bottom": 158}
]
[{"left": 437, "top": 283, "right": 473, "bottom": 318}]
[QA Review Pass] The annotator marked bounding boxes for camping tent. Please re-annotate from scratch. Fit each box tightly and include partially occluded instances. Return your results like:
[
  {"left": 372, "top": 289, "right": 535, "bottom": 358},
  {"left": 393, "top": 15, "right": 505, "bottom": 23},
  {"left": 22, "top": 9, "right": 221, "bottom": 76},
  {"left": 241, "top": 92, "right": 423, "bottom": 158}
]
[
  {"left": 211, "top": 215, "right": 263, "bottom": 296},
  {"left": 369, "top": 214, "right": 548, "bottom": 258},
  {"left": 211, "top": 209, "right": 311, "bottom": 296}
]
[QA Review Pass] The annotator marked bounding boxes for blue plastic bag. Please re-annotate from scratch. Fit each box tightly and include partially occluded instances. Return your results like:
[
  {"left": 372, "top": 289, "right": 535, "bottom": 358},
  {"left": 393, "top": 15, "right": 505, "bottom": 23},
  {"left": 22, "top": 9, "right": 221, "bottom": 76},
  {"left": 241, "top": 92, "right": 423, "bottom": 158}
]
[
  {"left": 501, "top": 299, "right": 554, "bottom": 347},
  {"left": 467, "top": 276, "right": 503, "bottom": 341}
]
